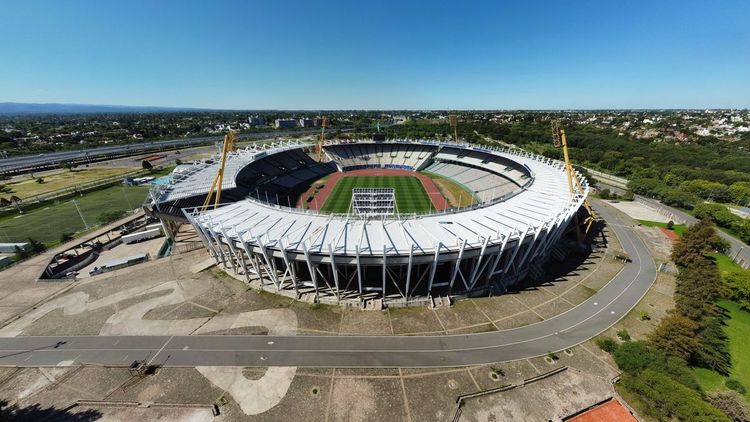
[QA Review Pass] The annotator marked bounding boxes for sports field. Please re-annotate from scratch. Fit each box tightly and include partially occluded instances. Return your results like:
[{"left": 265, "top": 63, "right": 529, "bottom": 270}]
[
  {"left": 319, "top": 176, "right": 434, "bottom": 214},
  {"left": 0, "top": 185, "right": 149, "bottom": 245}
]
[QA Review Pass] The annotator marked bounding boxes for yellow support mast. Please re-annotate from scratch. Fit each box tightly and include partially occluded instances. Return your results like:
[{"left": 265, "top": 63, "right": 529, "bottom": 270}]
[
  {"left": 201, "top": 130, "right": 236, "bottom": 211},
  {"left": 316, "top": 116, "right": 328, "bottom": 162},
  {"left": 551, "top": 121, "right": 596, "bottom": 240},
  {"left": 449, "top": 114, "right": 458, "bottom": 143}
]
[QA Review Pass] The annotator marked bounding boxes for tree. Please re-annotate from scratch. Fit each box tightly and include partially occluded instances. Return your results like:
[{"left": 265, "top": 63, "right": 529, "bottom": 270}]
[
  {"left": 648, "top": 314, "right": 699, "bottom": 360},
  {"left": 613, "top": 341, "right": 663, "bottom": 374},
  {"left": 707, "top": 391, "right": 750, "bottom": 422},
  {"left": 693, "top": 316, "right": 731, "bottom": 375},
  {"left": 725, "top": 269, "right": 750, "bottom": 311},
  {"left": 674, "top": 261, "right": 724, "bottom": 320},
  {"left": 27, "top": 237, "right": 46, "bottom": 254},
  {"left": 672, "top": 220, "right": 725, "bottom": 267},
  {"left": 141, "top": 159, "right": 153, "bottom": 170},
  {"left": 620, "top": 369, "right": 730, "bottom": 422},
  {"left": 694, "top": 203, "right": 742, "bottom": 231},
  {"left": 725, "top": 379, "right": 747, "bottom": 395},
  {"left": 596, "top": 337, "right": 618, "bottom": 353}
]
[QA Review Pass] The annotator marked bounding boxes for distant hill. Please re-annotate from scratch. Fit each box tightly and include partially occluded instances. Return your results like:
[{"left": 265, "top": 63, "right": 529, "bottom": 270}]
[{"left": 0, "top": 102, "right": 209, "bottom": 115}]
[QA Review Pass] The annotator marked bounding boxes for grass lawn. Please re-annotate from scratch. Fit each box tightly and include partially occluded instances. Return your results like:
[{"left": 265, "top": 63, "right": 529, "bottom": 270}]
[
  {"left": 4, "top": 167, "right": 136, "bottom": 199},
  {"left": 320, "top": 175, "right": 434, "bottom": 214},
  {"left": 637, "top": 219, "right": 686, "bottom": 237},
  {"left": 693, "top": 300, "right": 750, "bottom": 402},
  {"left": 0, "top": 185, "right": 150, "bottom": 245},
  {"left": 711, "top": 252, "right": 746, "bottom": 275}
]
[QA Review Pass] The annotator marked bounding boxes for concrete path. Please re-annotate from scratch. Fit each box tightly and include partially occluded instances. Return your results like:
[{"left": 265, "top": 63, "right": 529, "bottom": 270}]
[{"left": 0, "top": 202, "right": 657, "bottom": 368}]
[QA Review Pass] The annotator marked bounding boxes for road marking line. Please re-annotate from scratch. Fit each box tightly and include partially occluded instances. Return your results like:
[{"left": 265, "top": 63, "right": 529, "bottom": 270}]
[{"left": 146, "top": 336, "right": 173, "bottom": 366}]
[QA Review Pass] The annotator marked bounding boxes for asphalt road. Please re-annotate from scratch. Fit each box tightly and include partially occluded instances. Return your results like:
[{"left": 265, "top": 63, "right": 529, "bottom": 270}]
[
  {"left": 598, "top": 181, "right": 750, "bottom": 267},
  {"left": 0, "top": 202, "right": 656, "bottom": 368}
]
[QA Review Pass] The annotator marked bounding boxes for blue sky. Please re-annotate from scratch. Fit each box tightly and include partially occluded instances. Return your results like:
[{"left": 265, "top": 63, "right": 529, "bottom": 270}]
[{"left": 1, "top": 0, "right": 748, "bottom": 109}]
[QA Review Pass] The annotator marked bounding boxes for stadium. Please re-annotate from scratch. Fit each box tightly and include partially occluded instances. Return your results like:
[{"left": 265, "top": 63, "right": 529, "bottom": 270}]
[{"left": 147, "top": 139, "right": 590, "bottom": 307}]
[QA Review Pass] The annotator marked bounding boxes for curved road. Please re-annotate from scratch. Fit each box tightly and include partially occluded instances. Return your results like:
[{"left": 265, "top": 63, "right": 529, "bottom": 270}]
[{"left": 0, "top": 202, "right": 656, "bottom": 368}]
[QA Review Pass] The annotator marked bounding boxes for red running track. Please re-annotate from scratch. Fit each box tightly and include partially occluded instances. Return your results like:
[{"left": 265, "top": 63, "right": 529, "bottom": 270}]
[{"left": 301, "top": 168, "right": 449, "bottom": 212}]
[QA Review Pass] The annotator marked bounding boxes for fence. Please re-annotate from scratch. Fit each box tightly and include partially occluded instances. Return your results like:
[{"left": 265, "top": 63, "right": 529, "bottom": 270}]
[{"left": 0, "top": 169, "right": 150, "bottom": 216}]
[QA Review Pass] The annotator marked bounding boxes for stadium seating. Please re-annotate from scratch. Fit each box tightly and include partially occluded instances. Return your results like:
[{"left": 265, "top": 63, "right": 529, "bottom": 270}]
[{"left": 324, "top": 143, "right": 434, "bottom": 170}]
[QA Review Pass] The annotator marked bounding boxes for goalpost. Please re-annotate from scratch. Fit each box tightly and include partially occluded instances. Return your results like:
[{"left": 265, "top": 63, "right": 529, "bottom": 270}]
[{"left": 349, "top": 188, "right": 397, "bottom": 218}]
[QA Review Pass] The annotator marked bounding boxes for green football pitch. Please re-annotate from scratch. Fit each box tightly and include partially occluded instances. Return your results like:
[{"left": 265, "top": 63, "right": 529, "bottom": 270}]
[{"left": 319, "top": 176, "right": 434, "bottom": 214}]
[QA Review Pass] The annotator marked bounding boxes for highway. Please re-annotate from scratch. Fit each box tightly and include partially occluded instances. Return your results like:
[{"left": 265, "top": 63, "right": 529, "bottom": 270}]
[
  {"left": 0, "top": 129, "right": 333, "bottom": 175},
  {"left": 0, "top": 202, "right": 657, "bottom": 368}
]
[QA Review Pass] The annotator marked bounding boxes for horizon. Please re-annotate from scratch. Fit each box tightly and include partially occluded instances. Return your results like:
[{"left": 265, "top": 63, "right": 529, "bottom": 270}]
[
  {"left": 1, "top": 0, "right": 749, "bottom": 109},
  {"left": 2, "top": 101, "right": 749, "bottom": 114}
]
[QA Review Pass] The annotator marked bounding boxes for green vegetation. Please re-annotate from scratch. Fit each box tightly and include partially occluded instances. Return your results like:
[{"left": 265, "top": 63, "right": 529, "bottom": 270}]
[
  {"left": 595, "top": 336, "right": 618, "bottom": 353},
  {"left": 660, "top": 221, "right": 731, "bottom": 375},
  {"left": 713, "top": 253, "right": 746, "bottom": 274},
  {"left": 694, "top": 301, "right": 750, "bottom": 402},
  {"left": 319, "top": 176, "right": 434, "bottom": 214},
  {"left": 0, "top": 185, "right": 149, "bottom": 245},
  {"left": 617, "top": 329, "right": 631, "bottom": 341},
  {"left": 12, "top": 238, "right": 47, "bottom": 260},
  {"left": 1, "top": 167, "right": 136, "bottom": 200},
  {"left": 707, "top": 391, "right": 750, "bottom": 422},
  {"left": 637, "top": 219, "right": 687, "bottom": 237},
  {"left": 597, "top": 188, "right": 634, "bottom": 201},
  {"left": 611, "top": 341, "right": 729, "bottom": 421},
  {"left": 600, "top": 221, "right": 750, "bottom": 420},
  {"left": 693, "top": 202, "right": 750, "bottom": 244}
]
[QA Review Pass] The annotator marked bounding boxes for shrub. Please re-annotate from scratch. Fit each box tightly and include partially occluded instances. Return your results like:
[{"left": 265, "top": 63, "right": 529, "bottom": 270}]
[
  {"left": 617, "top": 329, "right": 631, "bottom": 341},
  {"left": 640, "top": 310, "right": 651, "bottom": 321},
  {"left": 707, "top": 391, "right": 750, "bottom": 422},
  {"left": 141, "top": 159, "right": 153, "bottom": 170},
  {"left": 596, "top": 337, "right": 618, "bottom": 353},
  {"left": 667, "top": 220, "right": 675, "bottom": 230},
  {"left": 725, "top": 378, "right": 747, "bottom": 395},
  {"left": 621, "top": 369, "right": 730, "bottom": 421}
]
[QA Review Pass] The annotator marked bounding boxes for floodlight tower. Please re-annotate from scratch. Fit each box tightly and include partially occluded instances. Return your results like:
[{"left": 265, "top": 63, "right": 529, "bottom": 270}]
[
  {"left": 551, "top": 121, "right": 596, "bottom": 240},
  {"left": 201, "top": 130, "right": 236, "bottom": 211},
  {"left": 316, "top": 116, "right": 328, "bottom": 162},
  {"left": 449, "top": 114, "right": 458, "bottom": 143}
]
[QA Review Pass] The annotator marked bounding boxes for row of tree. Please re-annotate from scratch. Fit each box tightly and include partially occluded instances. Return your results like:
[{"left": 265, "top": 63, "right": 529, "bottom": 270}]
[
  {"left": 652, "top": 221, "right": 732, "bottom": 374},
  {"left": 693, "top": 203, "right": 750, "bottom": 244},
  {"left": 599, "top": 220, "right": 750, "bottom": 421}
]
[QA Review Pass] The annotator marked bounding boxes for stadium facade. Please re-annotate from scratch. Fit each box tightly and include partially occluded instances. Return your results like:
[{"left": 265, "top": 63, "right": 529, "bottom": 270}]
[{"left": 147, "top": 139, "right": 589, "bottom": 307}]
